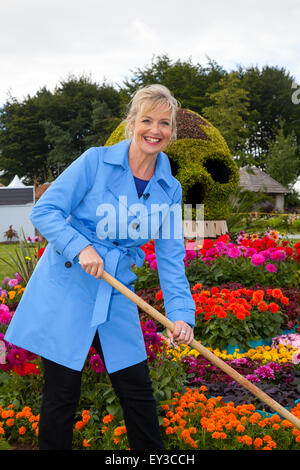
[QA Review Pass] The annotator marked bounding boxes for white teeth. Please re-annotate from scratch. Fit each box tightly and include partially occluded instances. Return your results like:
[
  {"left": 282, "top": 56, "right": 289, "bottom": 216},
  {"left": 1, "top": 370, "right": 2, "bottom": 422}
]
[{"left": 145, "top": 137, "right": 161, "bottom": 143}]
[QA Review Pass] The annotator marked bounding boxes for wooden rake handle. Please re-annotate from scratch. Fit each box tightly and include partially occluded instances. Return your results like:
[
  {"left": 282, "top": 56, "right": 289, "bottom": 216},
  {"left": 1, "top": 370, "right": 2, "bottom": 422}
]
[{"left": 102, "top": 270, "right": 300, "bottom": 430}]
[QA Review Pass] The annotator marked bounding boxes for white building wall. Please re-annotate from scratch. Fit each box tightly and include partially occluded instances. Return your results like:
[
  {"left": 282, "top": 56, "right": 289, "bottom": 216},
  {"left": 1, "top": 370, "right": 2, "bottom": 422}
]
[{"left": 0, "top": 204, "right": 36, "bottom": 242}]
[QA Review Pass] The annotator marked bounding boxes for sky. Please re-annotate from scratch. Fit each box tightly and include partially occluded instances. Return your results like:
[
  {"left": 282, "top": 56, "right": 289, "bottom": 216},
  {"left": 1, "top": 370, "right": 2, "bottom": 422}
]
[
  {"left": 1, "top": 0, "right": 299, "bottom": 104},
  {"left": 1, "top": 0, "right": 300, "bottom": 190}
]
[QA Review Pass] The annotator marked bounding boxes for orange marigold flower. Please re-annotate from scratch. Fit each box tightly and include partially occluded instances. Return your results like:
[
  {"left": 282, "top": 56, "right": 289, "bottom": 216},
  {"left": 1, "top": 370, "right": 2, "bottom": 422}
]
[
  {"left": 207, "top": 423, "right": 215, "bottom": 432},
  {"left": 249, "top": 413, "right": 261, "bottom": 424},
  {"left": 83, "top": 438, "right": 91, "bottom": 447},
  {"left": 6, "top": 418, "right": 14, "bottom": 427},
  {"left": 165, "top": 426, "right": 175, "bottom": 435},
  {"left": 114, "top": 426, "right": 126, "bottom": 437},
  {"left": 2, "top": 410, "right": 14, "bottom": 419},
  {"left": 102, "top": 413, "right": 114, "bottom": 424},
  {"left": 19, "top": 426, "right": 26, "bottom": 435},
  {"left": 236, "top": 424, "right": 245, "bottom": 433},
  {"left": 272, "top": 423, "right": 280, "bottom": 430},
  {"left": 75, "top": 420, "right": 85, "bottom": 430},
  {"left": 282, "top": 419, "right": 294, "bottom": 428},
  {"left": 254, "top": 437, "right": 263, "bottom": 448}
]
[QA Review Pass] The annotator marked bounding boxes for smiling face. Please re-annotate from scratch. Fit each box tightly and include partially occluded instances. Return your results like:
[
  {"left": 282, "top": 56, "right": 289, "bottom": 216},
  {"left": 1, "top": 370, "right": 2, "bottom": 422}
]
[{"left": 129, "top": 104, "right": 173, "bottom": 159}]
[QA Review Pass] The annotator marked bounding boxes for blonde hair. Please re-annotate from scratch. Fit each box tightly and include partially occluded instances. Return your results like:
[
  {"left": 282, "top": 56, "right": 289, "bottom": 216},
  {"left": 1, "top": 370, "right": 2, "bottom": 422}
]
[{"left": 124, "top": 84, "right": 180, "bottom": 141}]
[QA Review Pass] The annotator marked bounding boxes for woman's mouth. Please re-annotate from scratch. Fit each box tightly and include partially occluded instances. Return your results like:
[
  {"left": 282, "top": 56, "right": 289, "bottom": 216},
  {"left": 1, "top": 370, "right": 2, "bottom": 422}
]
[{"left": 144, "top": 136, "right": 162, "bottom": 144}]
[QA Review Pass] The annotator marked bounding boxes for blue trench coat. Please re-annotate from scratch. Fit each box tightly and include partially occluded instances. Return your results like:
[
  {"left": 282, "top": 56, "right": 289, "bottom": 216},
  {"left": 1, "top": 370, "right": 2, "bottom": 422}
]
[{"left": 5, "top": 140, "right": 195, "bottom": 373}]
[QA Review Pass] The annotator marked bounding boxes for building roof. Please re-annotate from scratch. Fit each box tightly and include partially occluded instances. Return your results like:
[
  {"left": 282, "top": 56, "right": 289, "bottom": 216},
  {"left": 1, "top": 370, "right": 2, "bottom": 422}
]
[
  {"left": 35, "top": 183, "right": 51, "bottom": 200},
  {"left": 239, "top": 165, "right": 290, "bottom": 194},
  {"left": 7, "top": 175, "right": 27, "bottom": 188}
]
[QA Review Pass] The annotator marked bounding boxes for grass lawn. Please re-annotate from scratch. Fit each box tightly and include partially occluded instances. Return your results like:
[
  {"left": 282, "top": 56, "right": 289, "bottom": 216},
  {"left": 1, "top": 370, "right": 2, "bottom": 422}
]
[{"left": 0, "top": 243, "right": 39, "bottom": 282}]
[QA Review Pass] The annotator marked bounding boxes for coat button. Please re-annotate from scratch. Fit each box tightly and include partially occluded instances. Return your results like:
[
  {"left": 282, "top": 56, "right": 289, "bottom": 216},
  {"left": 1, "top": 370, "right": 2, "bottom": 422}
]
[
  {"left": 113, "top": 241, "right": 119, "bottom": 246},
  {"left": 132, "top": 222, "right": 139, "bottom": 230},
  {"left": 65, "top": 261, "right": 72, "bottom": 268}
]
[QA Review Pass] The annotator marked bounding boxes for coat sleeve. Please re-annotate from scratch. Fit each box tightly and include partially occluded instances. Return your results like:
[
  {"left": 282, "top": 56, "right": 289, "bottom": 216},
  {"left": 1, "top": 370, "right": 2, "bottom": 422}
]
[
  {"left": 30, "top": 147, "right": 99, "bottom": 262},
  {"left": 154, "top": 182, "right": 196, "bottom": 327}
]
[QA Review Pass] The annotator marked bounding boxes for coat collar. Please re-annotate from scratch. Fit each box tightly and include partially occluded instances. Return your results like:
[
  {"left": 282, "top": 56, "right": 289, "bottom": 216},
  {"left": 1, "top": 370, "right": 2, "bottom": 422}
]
[{"left": 103, "top": 139, "right": 174, "bottom": 189}]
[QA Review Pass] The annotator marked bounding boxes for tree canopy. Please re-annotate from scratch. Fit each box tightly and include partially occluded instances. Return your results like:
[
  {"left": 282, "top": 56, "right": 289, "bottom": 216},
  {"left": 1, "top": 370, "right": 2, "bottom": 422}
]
[{"left": 0, "top": 55, "right": 299, "bottom": 188}]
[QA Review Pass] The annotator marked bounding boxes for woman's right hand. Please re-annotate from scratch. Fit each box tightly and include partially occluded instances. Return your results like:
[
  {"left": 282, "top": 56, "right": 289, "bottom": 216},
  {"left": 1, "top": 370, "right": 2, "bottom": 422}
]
[{"left": 78, "top": 244, "right": 104, "bottom": 279}]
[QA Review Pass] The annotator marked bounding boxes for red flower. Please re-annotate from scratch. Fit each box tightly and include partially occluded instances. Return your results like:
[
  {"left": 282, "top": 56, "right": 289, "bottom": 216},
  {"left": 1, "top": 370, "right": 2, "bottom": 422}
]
[
  {"left": 155, "top": 290, "right": 163, "bottom": 301},
  {"left": 284, "top": 247, "right": 294, "bottom": 257},
  {"left": 216, "top": 234, "right": 230, "bottom": 244},
  {"left": 269, "top": 303, "right": 280, "bottom": 314},
  {"left": 140, "top": 240, "right": 155, "bottom": 256},
  {"left": 202, "top": 239, "right": 215, "bottom": 249},
  {"left": 38, "top": 247, "right": 45, "bottom": 258}
]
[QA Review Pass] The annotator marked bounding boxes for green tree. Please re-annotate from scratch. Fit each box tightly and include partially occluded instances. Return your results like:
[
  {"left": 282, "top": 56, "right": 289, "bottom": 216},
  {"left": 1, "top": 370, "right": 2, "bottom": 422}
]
[
  {"left": 240, "top": 65, "right": 300, "bottom": 167},
  {"left": 265, "top": 120, "right": 300, "bottom": 188},
  {"left": 0, "top": 75, "right": 122, "bottom": 184},
  {"left": 0, "top": 88, "right": 55, "bottom": 185},
  {"left": 202, "top": 72, "right": 250, "bottom": 165},
  {"left": 121, "top": 54, "right": 227, "bottom": 115}
]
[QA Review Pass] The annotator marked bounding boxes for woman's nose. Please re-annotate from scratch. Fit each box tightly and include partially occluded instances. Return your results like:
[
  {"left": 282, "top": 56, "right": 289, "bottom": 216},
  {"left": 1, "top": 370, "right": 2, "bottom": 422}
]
[{"left": 150, "top": 122, "right": 160, "bottom": 134}]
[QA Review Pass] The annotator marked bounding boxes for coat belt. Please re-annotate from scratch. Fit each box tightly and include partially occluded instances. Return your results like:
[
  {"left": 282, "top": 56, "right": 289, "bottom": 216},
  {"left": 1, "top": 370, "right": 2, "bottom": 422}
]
[{"left": 69, "top": 217, "right": 145, "bottom": 327}]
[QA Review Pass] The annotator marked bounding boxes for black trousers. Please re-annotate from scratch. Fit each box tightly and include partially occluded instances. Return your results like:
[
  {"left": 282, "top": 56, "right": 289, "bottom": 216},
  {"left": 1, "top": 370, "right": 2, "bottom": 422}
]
[{"left": 38, "top": 333, "right": 165, "bottom": 450}]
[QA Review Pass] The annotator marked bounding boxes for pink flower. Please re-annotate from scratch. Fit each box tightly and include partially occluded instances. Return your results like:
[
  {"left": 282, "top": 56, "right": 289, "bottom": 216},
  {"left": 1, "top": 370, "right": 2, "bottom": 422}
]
[
  {"left": 215, "top": 241, "right": 227, "bottom": 253},
  {"left": 206, "top": 247, "right": 218, "bottom": 257},
  {"left": 0, "top": 304, "right": 10, "bottom": 314},
  {"left": 0, "top": 311, "right": 12, "bottom": 325},
  {"left": 8, "top": 278, "right": 18, "bottom": 287},
  {"left": 270, "top": 250, "right": 287, "bottom": 261},
  {"left": 185, "top": 249, "right": 197, "bottom": 261},
  {"left": 243, "top": 247, "right": 257, "bottom": 258},
  {"left": 150, "top": 259, "right": 157, "bottom": 270},
  {"left": 185, "top": 241, "right": 200, "bottom": 251},
  {"left": 251, "top": 253, "right": 265, "bottom": 266},
  {"left": 227, "top": 246, "right": 241, "bottom": 259},
  {"left": 292, "top": 351, "right": 300, "bottom": 365},
  {"left": 89, "top": 354, "right": 106, "bottom": 373},
  {"left": 6, "top": 347, "right": 26, "bottom": 366},
  {"left": 265, "top": 263, "right": 277, "bottom": 272}
]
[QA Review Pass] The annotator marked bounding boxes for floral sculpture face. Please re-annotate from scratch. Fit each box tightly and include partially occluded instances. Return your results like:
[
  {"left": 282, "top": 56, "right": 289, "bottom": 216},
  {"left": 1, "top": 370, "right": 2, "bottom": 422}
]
[{"left": 105, "top": 108, "right": 240, "bottom": 220}]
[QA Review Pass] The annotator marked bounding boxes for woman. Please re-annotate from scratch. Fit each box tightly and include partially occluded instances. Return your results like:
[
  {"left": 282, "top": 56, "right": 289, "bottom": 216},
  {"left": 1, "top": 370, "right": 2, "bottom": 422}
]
[{"left": 4, "top": 84, "right": 196, "bottom": 450}]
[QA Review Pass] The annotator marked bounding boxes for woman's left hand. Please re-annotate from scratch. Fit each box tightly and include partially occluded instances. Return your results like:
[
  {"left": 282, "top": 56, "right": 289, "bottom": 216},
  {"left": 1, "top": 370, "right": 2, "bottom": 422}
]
[{"left": 166, "top": 321, "right": 194, "bottom": 345}]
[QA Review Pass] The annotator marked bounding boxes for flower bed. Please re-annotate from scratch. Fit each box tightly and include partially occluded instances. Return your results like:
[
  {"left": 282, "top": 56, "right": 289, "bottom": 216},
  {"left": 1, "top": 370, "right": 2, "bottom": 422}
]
[
  {"left": 0, "top": 230, "right": 299, "bottom": 450},
  {"left": 135, "top": 230, "right": 300, "bottom": 290}
]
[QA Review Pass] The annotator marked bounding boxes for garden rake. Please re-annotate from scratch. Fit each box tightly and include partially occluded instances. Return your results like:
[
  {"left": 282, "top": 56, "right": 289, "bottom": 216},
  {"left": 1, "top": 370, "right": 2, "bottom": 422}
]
[{"left": 101, "top": 269, "right": 300, "bottom": 431}]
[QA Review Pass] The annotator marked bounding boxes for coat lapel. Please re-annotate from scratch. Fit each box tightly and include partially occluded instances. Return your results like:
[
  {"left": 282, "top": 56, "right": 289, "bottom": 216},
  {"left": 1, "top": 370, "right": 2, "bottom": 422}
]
[{"left": 103, "top": 140, "right": 176, "bottom": 239}]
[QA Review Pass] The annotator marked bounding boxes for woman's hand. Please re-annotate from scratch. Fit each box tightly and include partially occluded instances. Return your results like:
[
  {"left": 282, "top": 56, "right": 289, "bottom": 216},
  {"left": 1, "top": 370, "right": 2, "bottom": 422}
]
[
  {"left": 166, "top": 321, "right": 194, "bottom": 345},
  {"left": 78, "top": 244, "right": 104, "bottom": 280}
]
